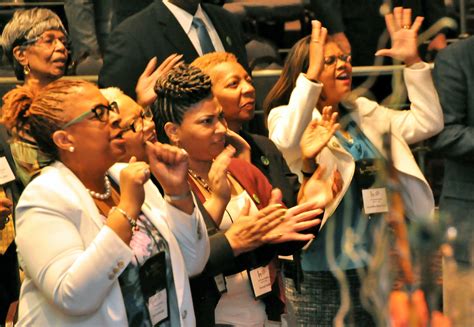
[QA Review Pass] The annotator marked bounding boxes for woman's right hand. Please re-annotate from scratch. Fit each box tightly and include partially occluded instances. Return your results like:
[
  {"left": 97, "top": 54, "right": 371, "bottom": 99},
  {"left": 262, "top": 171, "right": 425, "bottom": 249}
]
[
  {"left": 300, "top": 106, "right": 339, "bottom": 161},
  {"left": 135, "top": 54, "right": 183, "bottom": 107},
  {"left": 118, "top": 156, "right": 150, "bottom": 218},
  {"left": 306, "top": 20, "right": 328, "bottom": 82}
]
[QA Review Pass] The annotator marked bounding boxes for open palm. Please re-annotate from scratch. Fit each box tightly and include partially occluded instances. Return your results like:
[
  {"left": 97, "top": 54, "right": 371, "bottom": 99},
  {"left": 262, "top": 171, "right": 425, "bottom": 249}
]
[{"left": 375, "top": 7, "right": 423, "bottom": 65}]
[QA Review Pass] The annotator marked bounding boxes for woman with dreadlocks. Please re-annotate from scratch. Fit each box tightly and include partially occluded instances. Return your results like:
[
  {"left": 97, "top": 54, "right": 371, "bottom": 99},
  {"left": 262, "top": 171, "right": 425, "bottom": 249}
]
[{"left": 3, "top": 79, "right": 209, "bottom": 326}]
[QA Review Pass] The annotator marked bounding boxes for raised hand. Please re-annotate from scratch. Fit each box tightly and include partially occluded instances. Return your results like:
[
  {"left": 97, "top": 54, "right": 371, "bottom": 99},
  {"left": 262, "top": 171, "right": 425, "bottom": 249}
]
[
  {"left": 135, "top": 54, "right": 183, "bottom": 107},
  {"left": 300, "top": 106, "right": 340, "bottom": 160},
  {"left": 375, "top": 7, "right": 423, "bottom": 65},
  {"left": 146, "top": 141, "right": 189, "bottom": 196},
  {"left": 306, "top": 20, "right": 328, "bottom": 81},
  {"left": 119, "top": 156, "right": 150, "bottom": 218}
]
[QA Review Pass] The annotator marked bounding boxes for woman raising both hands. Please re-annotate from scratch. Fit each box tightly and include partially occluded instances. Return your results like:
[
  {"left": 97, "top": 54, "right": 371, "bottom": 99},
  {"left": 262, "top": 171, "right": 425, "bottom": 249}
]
[{"left": 264, "top": 8, "right": 443, "bottom": 326}]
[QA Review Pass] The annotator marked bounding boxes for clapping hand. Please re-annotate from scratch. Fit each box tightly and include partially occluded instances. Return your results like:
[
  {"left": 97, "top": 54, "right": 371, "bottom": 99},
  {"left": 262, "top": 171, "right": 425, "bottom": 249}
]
[
  {"left": 208, "top": 145, "right": 235, "bottom": 202},
  {"left": 375, "top": 7, "right": 423, "bottom": 66},
  {"left": 300, "top": 106, "right": 340, "bottom": 160},
  {"left": 225, "top": 189, "right": 286, "bottom": 256},
  {"left": 300, "top": 165, "right": 343, "bottom": 208},
  {"left": 135, "top": 54, "right": 183, "bottom": 107}
]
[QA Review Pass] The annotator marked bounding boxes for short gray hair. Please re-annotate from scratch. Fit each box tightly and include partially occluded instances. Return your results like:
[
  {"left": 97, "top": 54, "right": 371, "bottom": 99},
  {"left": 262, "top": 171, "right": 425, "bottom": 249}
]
[{"left": 1, "top": 8, "right": 67, "bottom": 79}]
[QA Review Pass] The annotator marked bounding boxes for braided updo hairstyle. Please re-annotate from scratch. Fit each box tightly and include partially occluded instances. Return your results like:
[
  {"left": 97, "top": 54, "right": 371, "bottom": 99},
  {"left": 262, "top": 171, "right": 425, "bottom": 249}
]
[
  {"left": 153, "top": 64, "right": 212, "bottom": 143},
  {"left": 0, "top": 79, "right": 94, "bottom": 161}
]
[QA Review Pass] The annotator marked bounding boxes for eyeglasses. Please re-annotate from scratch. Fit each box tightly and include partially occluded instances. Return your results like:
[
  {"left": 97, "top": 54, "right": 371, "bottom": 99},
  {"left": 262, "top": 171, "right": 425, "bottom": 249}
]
[
  {"left": 121, "top": 106, "right": 154, "bottom": 134},
  {"left": 22, "top": 33, "right": 71, "bottom": 51},
  {"left": 324, "top": 54, "right": 352, "bottom": 66},
  {"left": 62, "top": 101, "right": 119, "bottom": 129}
]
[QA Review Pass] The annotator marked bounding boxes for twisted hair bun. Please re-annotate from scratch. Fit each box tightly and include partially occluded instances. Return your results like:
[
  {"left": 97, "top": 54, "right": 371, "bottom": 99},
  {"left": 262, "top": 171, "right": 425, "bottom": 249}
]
[
  {"left": 153, "top": 64, "right": 213, "bottom": 143},
  {"left": 155, "top": 64, "right": 211, "bottom": 106}
]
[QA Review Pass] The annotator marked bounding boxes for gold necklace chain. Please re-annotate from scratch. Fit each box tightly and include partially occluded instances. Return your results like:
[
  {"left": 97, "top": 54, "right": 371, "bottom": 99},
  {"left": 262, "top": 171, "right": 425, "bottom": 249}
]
[{"left": 188, "top": 169, "right": 212, "bottom": 193}]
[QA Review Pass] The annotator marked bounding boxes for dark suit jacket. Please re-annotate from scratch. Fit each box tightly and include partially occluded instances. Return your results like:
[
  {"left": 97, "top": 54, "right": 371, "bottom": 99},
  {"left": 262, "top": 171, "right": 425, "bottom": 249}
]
[
  {"left": 99, "top": 0, "right": 248, "bottom": 98},
  {"left": 240, "top": 130, "right": 300, "bottom": 208},
  {"left": 430, "top": 37, "right": 474, "bottom": 264}
]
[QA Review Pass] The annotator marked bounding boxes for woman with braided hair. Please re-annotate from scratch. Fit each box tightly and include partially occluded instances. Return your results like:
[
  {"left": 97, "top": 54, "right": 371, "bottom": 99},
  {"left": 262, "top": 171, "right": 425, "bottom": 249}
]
[
  {"left": 153, "top": 64, "right": 328, "bottom": 326},
  {"left": 3, "top": 79, "right": 209, "bottom": 326}
]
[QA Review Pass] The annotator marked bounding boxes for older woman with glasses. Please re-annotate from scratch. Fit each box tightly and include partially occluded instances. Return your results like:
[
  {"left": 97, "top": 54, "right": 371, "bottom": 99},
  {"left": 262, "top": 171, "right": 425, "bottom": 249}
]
[
  {"left": 1, "top": 8, "right": 70, "bottom": 185},
  {"left": 2, "top": 79, "right": 208, "bottom": 326},
  {"left": 263, "top": 9, "right": 443, "bottom": 325}
]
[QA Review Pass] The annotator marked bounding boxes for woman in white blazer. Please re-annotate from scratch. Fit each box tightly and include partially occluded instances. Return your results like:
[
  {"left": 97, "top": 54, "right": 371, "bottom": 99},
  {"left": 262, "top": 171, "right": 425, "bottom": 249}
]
[
  {"left": 6, "top": 79, "right": 208, "bottom": 326},
  {"left": 263, "top": 8, "right": 443, "bottom": 326}
]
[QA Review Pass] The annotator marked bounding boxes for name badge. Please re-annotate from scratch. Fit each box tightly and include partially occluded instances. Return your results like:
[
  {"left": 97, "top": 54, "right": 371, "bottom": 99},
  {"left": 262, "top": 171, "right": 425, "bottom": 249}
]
[
  {"left": 139, "top": 252, "right": 169, "bottom": 326},
  {"left": 214, "top": 274, "right": 227, "bottom": 294},
  {"left": 248, "top": 265, "right": 272, "bottom": 299},
  {"left": 362, "top": 187, "right": 389, "bottom": 215},
  {"left": 0, "top": 157, "right": 15, "bottom": 185}
]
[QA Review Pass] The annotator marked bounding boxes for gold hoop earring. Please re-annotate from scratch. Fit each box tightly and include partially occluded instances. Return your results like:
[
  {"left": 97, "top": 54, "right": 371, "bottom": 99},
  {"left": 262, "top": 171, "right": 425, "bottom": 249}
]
[{"left": 23, "top": 65, "right": 30, "bottom": 76}]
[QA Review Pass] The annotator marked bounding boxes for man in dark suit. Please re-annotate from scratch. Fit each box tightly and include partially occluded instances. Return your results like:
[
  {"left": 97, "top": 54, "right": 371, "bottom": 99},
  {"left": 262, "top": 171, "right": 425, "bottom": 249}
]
[
  {"left": 430, "top": 37, "right": 474, "bottom": 326},
  {"left": 99, "top": 0, "right": 248, "bottom": 98}
]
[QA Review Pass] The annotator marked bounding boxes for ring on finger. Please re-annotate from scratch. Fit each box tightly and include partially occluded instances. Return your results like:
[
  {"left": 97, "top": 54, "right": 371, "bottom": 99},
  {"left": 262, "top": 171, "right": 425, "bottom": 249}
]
[
  {"left": 402, "top": 25, "right": 410, "bottom": 29},
  {"left": 143, "top": 168, "right": 150, "bottom": 176},
  {"left": 311, "top": 39, "right": 319, "bottom": 43}
]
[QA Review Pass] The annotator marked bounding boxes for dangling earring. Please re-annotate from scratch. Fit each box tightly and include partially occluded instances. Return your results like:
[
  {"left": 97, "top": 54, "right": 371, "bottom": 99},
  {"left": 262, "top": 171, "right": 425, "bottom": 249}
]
[
  {"left": 23, "top": 64, "right": 30, "bottom": 76},
  {"left": 68, "top": 146, "right": 75, "bottom": 153}
]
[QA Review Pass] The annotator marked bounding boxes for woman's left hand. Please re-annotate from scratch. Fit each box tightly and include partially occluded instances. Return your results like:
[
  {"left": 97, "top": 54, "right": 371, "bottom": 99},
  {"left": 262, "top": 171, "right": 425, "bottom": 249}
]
[
  {"left": 208, "top": 145, "right": 236, "bottom": 205},
  {"left": 146, "top": 141, "right": 189, "bottom": 195},
  {"left": 375, "top": 7, "right": 423, "bottom": 65}
]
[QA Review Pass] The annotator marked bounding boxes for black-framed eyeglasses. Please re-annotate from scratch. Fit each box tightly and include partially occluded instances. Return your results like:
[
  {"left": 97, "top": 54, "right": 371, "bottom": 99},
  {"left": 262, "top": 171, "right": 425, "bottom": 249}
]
[
  {"left": 324, "top": 54, "right": 352, "bottom": 66},
  {"left": 22, "top": 33, "right": 71, "bottom": 52},
  {"left": 62, "top": 101, "right": 119, "bottom": 129},
  {"left": 121, "top": 106, "right": 154, "bottom": 134}
]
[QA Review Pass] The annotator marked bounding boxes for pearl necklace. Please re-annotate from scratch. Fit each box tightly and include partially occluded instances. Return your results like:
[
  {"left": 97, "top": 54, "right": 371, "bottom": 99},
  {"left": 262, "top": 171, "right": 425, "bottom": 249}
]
[{"left": 86, "top": 175, "right": 111, "bottom": 200}]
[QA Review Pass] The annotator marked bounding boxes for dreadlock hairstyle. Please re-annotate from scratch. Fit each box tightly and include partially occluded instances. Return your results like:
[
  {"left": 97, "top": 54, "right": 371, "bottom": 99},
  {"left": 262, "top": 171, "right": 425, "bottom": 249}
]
[
  {"left": 0, "top": 79, "right": 94, "bottom": 161},
  {"left": 153, "top": 64, "right": 212, "bottom": 143}
]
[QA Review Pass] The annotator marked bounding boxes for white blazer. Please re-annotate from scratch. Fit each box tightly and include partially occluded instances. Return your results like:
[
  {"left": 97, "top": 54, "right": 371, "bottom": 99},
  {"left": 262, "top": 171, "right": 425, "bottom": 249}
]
[
  {"left": 15, "top": 161, "right": 209, "bottom": 326},
  {"left": 268, "top": 63, "right": 444, "bottom": 226}
]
